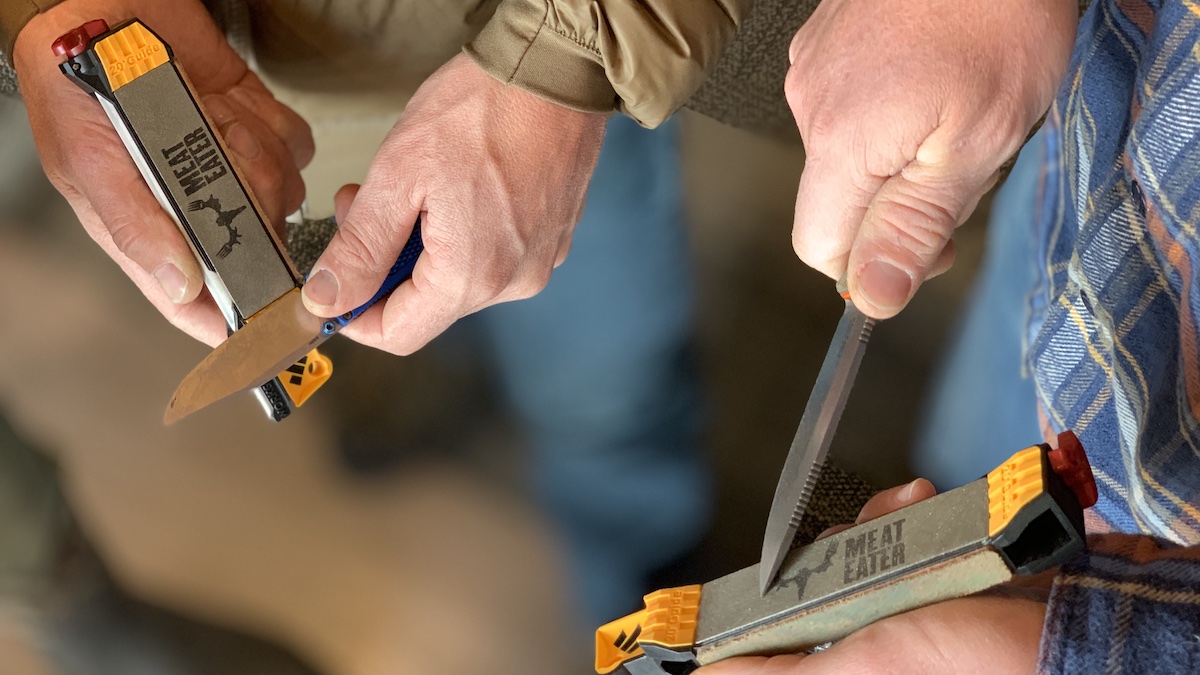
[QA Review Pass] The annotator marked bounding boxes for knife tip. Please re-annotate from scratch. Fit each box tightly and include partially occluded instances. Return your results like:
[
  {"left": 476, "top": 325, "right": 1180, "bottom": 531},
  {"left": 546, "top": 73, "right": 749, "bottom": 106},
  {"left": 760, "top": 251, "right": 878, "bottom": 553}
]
[
  {"left": 163, "top": 398, "right": 183, "bottom": 426},
  {"left": 758, "top": 561, "right": 776, "bottom": 597}
]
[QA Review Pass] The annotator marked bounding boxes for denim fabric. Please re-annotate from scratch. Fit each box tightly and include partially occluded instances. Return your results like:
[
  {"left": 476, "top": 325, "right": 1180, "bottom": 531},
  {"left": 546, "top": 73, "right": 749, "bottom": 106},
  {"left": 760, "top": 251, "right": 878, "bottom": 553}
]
[
  {"left": 475, "top": 115, "right": 708, "bottom": 625},
  {"left": 912, "top": 139, "right": 1045, "bottom": 490}
]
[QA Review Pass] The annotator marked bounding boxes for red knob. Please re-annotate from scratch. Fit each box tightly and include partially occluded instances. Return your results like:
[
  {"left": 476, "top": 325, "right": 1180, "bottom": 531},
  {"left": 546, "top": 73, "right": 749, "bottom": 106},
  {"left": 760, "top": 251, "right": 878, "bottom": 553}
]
[
  {"left": 1048, "top": 430, "right": 1098, "bottom": 509},
  {"left": 51, "top": 19, "right": 110, "bottom": 59}
]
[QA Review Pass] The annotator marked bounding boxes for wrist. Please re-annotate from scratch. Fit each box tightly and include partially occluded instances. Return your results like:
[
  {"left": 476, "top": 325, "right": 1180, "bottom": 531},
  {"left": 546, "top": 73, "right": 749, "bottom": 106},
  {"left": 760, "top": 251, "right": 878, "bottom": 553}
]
[
  {"left": 14, "top": 0, "right": 135, "bottom": 73},
  {"left": 14, "top": 0, "right": 222, "bottom": 98}
]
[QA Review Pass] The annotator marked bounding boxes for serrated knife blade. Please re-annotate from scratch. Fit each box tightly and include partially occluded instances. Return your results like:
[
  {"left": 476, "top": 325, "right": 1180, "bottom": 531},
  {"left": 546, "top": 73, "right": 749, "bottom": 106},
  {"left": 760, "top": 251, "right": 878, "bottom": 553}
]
[{"left": 758, "top": 293, "right": 875, "bottom": 595}]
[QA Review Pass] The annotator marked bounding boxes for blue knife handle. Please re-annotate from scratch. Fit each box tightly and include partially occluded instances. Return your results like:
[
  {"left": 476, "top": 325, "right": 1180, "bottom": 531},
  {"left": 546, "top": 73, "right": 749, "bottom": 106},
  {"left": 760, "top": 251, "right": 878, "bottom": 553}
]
[{"left": 331, "top": 221, "right": 424, "bottom": 328}]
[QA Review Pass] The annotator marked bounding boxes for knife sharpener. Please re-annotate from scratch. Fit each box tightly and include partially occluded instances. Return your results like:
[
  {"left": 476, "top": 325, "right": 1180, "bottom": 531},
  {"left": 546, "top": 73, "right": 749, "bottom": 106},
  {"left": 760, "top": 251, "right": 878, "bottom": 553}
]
[
  {"left": 52, "top": 18, "right": 331, "bottom": 420},
  {"left": 595, "top": 431, "right": 1097, "bottom": 675}
]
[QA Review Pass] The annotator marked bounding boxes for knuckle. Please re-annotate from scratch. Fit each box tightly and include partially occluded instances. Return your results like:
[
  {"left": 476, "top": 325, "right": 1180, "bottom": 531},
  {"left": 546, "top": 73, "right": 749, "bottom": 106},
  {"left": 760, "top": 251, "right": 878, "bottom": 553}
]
[
  {"left": 792, "top": 226, "right": 845, "bottom": 279},
  {"left": 511, "top": 266, "right": 552, "bottom": 300},
  {"left": 783, "top": 66, "right": 803, "bottom": 103},
  {"left": 250, "top": 161, "right": 285, "bottom": 202},
  {"left": 376, "top": 331, "right": 415, "bottom": 357},
  {"left": 971, "top": 105, "right": 1032, "bottom": 158},
  {"left": 788, "top": 29, "right": 805, "bottom": 64},
  {"left": 106, "top": 211, "right": 151, "bottom": 261},
  {"left": 473, "top": 265, "right": 513, "bottom": 301},
  {"left": 801, "top": 100, "right": 844, "bottom": 145},
  {"left": 332, "top": 225, "right": 390, "bottom": 273},
  {"left": 283, "top": 169, "right": 306, "bottom": 215},
  {"left": 784, "top": 69, "right": 813, "bottom": 124},
  {"left": 266, "top": 103, "right": 315, "bottom": 162},
  {"left": 874, "top": 192, "right": 957, "bottom": 261},
  {"left": 290, "top": 124, "right": 317, "bottom": 168},
  {"left": 469, "top": 237, "right": 527, "bottom": 302}
]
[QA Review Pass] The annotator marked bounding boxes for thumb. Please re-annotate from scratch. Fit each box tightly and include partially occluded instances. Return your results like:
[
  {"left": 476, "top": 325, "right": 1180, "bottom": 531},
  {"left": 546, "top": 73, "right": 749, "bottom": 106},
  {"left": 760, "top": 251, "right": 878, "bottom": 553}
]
[
  {"left": 71, "top": 162, "right": 205, "bottom": 305},
  {"left": 301, "top": 181, "right": 420, "bottom": 317},
  {"left": 846, "top": 170, "right": 968, "bottom": 318}
]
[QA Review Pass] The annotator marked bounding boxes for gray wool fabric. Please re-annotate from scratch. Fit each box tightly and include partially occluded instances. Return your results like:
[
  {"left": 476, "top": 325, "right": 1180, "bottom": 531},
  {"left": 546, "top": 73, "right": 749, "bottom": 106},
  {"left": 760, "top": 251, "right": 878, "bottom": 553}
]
[
  {"left": 285, "top": 216, "right": 338, "bottom": 277},
  {"left": 790, "top": 464, "right": 878, "bottom": 549},
  {"left": 0, "top": 57, "right": 15, "bottom": 96},
  {"left": 686, "top": 0, "right": 820, "bottom": 139}
]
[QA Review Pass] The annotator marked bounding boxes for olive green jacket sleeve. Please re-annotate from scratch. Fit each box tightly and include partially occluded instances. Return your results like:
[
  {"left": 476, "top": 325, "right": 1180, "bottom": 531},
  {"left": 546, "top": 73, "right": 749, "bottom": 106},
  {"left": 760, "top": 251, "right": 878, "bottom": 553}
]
[
  {"left": 465, "top": 0, "right": 753, "bottom": 128},
  {"left": 1, "top": 0, "right": 64, "bottom": 64}
]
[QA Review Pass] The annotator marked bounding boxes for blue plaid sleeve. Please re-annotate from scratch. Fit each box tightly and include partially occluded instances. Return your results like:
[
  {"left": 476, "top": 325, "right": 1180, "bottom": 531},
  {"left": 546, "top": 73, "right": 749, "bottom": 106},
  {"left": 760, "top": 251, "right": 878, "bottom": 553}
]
[{"left": 1040, "top": 534, "right": 1200, "bottom": 674}]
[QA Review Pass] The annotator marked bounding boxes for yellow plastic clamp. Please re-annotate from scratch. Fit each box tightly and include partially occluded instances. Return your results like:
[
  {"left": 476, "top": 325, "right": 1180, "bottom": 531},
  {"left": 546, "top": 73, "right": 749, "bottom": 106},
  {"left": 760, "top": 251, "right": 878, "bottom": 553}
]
[
  {"left": 94, "top": 21, "right": 169, "bottom": 90},
  {"left": 986, "top": 445, "right": 1046, "bottom": 536},
  {"left": 279, "top": 349, "right": 333, "bottom": 407},
  {"left": 595, "top": 585, "right": 702, "bottom": 674}
]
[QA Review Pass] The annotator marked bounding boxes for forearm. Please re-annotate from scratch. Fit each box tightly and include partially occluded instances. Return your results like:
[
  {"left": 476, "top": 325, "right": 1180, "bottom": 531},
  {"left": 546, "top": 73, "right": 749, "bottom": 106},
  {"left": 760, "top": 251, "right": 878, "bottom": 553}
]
[
  {"left": 466, "top": 0, "right": 753, "bottom": 128},
  {"left": 1040, "top": 534, "right": 1200, "bottom": 673}
]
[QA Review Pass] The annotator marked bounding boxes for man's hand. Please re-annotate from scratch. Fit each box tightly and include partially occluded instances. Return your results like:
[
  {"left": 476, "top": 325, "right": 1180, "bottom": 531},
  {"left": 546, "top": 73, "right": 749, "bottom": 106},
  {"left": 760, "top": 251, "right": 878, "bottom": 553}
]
[
  {"left": 15, "top": 0, "right": 313, "bottom": 346},
  {"left": 300, "top": 53, "right": 606, "bottom": 355},
  {"left": 786, "top": 0, "right": 1078, "bottom": 318},
  {"left": 697, "top": 478, "right": 1052, "bottom": 675}
]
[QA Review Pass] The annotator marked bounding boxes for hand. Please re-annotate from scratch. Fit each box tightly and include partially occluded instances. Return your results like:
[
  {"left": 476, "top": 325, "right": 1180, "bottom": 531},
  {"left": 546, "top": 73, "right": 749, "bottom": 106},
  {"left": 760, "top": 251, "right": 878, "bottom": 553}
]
[
  {"left": 697, "top": 479, "right": 1051, "bottom": 675},
  {"left": 785, "top": 0, "right": 1078, "bottom": 318},
  {"left": 15, "top": 0, "right": 314, "bottom": 345},
  {"left": 300, "top": 53, "right": 606, "bottom": 355}
]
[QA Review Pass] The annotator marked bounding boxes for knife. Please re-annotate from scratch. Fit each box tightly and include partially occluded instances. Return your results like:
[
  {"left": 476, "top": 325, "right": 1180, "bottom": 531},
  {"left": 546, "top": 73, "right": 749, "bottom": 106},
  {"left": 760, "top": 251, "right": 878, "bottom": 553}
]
[
  {"left": 758, "top": 284, "right": 875, "bottom": 595},
  {"left": 164, "top": 224, "right": 424, "bottom": 424}
]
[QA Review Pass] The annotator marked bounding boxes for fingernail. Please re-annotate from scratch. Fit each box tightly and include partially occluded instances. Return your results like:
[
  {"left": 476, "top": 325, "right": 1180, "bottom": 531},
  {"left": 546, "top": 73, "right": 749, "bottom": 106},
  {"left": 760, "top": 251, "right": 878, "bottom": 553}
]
[
  {"left": 898, "top": 479, "right": 920, "bottom": 503},
  {"left": 153, "top": 262, "right": 189, "bottom": 304},
  {"left": 303, "top": 269, "right": 338, "bottom": 308},
  {"left": 225, "top": 123, "right": 261, "bottom": 161},
  {"left": 859, "top": 260, "right": 913, "bottom": 312},
  {"left": 201, "top": 94, "right": 235, "bottom": 124}
]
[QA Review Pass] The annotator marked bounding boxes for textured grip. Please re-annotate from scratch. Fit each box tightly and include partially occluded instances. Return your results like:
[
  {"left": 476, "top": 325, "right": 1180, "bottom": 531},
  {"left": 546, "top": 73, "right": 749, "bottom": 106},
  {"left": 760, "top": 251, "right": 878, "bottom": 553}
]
[{"left": 334, "top": 221, "right": 424, "bottom": 327}]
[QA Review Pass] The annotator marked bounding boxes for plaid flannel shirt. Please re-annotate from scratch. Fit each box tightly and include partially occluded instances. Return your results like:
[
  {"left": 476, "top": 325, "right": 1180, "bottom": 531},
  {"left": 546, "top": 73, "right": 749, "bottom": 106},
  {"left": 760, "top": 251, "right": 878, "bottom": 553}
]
[{"left": 1031, "top": 0, "right": 1200, "bottom": 671}]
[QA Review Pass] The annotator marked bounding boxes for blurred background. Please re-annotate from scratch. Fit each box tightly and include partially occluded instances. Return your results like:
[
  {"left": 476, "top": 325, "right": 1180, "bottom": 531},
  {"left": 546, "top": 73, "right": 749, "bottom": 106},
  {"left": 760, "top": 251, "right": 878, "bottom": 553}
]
[{"left": 0, "top": 86, "right": 991, "bottom": 674}]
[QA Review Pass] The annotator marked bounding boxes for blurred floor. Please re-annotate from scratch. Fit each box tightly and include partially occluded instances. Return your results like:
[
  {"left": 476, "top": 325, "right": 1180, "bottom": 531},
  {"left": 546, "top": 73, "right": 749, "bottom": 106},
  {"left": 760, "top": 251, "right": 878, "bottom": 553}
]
[{"left": 0, "top": 92, "right": 988, "bottom": 673}]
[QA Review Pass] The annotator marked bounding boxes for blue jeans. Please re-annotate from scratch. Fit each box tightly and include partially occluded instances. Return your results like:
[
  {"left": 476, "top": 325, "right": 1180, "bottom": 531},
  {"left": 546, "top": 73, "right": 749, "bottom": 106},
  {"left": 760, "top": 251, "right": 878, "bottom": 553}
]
[
  {"left": 913, "top": 139, "right": 1045, "bottom": 489},
  {"left": 475, "top": 116, "right": 708, "bottom": 624}
]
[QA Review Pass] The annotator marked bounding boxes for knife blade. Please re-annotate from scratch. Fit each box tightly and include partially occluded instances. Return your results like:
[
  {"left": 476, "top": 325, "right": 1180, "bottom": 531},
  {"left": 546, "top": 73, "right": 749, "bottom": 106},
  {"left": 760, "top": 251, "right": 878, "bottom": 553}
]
[
  {"left": 758, "top": 289, "right": 875, "bottom": 595},
  {"left": 164, "top": 223, "right": 424, "bottom": 424}
]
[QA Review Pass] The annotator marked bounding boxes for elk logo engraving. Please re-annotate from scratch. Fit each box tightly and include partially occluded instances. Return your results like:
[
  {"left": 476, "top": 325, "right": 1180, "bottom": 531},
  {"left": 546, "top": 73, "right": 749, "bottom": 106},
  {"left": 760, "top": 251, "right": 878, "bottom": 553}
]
[{"left": 188, "top": 195, "right": 245, "bottom": 259}]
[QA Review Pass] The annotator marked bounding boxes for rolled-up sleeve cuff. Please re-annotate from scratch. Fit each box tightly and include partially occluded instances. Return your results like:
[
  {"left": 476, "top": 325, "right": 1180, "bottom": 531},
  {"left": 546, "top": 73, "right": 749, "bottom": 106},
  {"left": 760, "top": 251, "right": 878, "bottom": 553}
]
[
  {"left": 464, "top": 0, "right": 618, "bottom": 118},
  {"left": 1039, "top": 534, "right": 1200, "bottom": 674}
]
